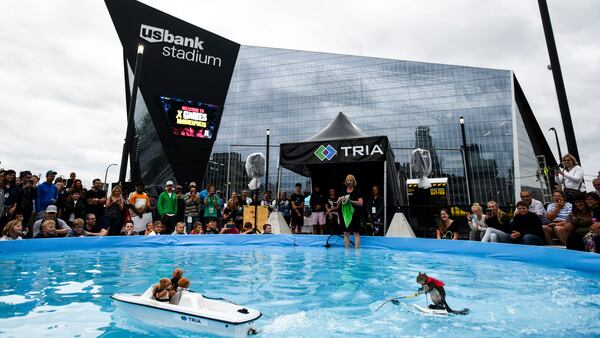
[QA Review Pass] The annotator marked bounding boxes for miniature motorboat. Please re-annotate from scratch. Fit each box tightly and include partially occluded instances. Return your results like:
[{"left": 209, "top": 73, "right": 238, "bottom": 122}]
[{"left": 112, "top": 286, "right": 261, "bottom": 337}]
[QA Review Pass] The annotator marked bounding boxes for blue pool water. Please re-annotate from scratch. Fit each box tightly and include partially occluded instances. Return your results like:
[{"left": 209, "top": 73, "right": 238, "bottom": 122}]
[{"left": 0, "top": 239, "right": 599, "bottom": 337}]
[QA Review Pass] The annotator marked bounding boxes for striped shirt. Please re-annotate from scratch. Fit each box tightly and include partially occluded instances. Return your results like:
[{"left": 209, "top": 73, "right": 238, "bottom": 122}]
[{"left": 547, "top": 202, "right": 573, "bottom": 222}]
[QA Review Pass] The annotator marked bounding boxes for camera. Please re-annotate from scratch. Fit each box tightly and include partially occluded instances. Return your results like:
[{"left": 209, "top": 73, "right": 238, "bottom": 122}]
[
  {"left": 226, "top": 223, "right": 235, "bottom": 229},
  {"left": 485, "top": 208, "right": 493, "bottom": 214}
]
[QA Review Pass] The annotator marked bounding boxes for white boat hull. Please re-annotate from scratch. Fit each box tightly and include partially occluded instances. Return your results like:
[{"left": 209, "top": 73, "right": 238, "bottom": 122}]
[
  {"left": 112, "top": 287, "right": 261, "bottom": 337},
  {"left": 114, "top": 300, "right": 257, "bottom": 337}
]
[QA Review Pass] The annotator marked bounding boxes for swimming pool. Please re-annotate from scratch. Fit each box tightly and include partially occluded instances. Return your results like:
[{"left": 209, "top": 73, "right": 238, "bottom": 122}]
[{"left": 0, "top": 235, "right": 599, "bottom": 337}]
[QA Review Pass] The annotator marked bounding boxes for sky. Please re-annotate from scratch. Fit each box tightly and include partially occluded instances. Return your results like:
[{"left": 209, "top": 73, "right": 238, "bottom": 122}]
[{"left": 1, "top": 0, "right": 598, "bottom": 189}]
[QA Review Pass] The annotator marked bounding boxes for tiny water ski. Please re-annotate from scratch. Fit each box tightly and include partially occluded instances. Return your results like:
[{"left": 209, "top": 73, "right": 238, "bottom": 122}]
[
  {"left": 376, "top": 272, "right": 469, "bottom": 316},
  {"left": 415, "top": 272, "right": 470, "bottom": 315},
  {"left": 413, "top": 303, "right": 449, "bottom": 316}
]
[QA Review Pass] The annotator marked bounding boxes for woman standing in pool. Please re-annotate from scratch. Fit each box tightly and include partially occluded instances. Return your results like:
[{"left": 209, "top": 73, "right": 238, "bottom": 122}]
[{"left": 338, "top": 175, "right": 363, "bottom": 249}]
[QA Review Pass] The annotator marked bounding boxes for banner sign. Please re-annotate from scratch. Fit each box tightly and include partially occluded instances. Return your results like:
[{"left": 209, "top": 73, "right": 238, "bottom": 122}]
[
  {"left": 280, "top": 136, "right": 389, "bottom": 175},
  {"left": 105, "top": 0, "right": 240, "bottom": 185}
]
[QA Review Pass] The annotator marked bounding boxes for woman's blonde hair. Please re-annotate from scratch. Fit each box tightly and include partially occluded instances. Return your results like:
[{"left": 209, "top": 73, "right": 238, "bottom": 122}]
[
  {"left": 471, "top": 203, "right": 483, "bottom": 213},
  {"left": 562, "top": 153, "right": 578, "bottom": 166},
  {"left": 345, "top": 174, "right": 357, "bottom": 187},
  {"left": 111, "top": 185, "right": 122, "bottom": 196},
  {"left": 2, "top": 219, "right": 22, "bottom": 237},
  {"left": 487, "top": 200, "right": 507, "bottom": 218}
]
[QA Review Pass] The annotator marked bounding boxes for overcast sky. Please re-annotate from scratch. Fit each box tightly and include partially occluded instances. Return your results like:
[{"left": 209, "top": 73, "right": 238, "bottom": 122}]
[{"left": 1, "top": 0, "right": 598, "bottom": 188}]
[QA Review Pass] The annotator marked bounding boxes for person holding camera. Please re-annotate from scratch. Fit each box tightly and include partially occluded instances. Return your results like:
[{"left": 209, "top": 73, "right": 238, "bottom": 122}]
[
  {"left": 241, "top": 222, "right": 260, "bottom": 234},
  {"left": 204, "top": 219, "right": 219, "bottom": 234},
  {"left": 555, "top": 154, "right": 585, "bottom": 203},
  {"left": 481, "top": 201, "right": 511, "bottom": 243},
  {"left": 220, "top": 219, "right": 240, "bottom": 234},
  {"left": 203, "top": 186, "right": 220, "bottom": 224},
  {"left": 468, "top": 203, "right": 486, "bottom": 241},
  {"left": 183, "top": 183, "right": 201, "bottom": 233}
]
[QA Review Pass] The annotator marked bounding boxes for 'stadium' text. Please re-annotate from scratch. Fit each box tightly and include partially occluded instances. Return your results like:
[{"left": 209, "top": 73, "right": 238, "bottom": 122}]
[{"left": 162, "top": 46, "right": 222, "bottom": 67}]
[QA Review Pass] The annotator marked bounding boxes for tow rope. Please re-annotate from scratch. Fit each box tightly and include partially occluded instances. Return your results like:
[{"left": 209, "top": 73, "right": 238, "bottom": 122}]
[{"left": 374, "top": 291, "right": 422, "bottom": 312}]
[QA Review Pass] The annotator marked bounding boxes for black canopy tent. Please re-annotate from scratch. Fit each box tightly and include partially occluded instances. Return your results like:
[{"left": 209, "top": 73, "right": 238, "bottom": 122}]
[{"left": 279, "top": 112, "right": 402, "bottom": 232}]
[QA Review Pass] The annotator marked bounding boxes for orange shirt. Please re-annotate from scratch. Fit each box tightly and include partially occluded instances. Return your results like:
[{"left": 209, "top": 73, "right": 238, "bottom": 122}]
[{"left": 129, "top": 192, "right": 150, "bottom": 209}]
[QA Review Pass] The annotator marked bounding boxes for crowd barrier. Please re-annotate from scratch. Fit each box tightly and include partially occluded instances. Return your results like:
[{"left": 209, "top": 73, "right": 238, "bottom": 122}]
[{"left": 0, "top": 235, "right": 598, "bottom": 274}]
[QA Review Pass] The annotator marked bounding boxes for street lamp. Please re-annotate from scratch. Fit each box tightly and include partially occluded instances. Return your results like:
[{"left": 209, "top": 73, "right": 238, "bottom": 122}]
[
  {"left": 104, "top": 163, "right": 118, "bottom": 191},
  {"left": 119, "top": 43, "right": 145, "bottom": 184},
  {"left": 265, "top": 128, "right": 270, "bottom": 193},
  {"left": 548, "top": 127, "right": 563, "bottom": 165},
  {"left": 459, "top": 116, "right": 472, "bottom": 205}
]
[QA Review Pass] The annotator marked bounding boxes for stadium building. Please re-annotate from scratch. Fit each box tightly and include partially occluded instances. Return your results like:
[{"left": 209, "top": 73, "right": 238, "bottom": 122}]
[{"left": 106, "top": 0, "right": 556, "bottom": 207}]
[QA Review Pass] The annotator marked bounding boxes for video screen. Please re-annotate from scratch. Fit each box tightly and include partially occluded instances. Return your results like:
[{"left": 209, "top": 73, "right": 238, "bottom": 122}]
[{"left": 159, "top": 96, "right": 220, "bottom": 140}]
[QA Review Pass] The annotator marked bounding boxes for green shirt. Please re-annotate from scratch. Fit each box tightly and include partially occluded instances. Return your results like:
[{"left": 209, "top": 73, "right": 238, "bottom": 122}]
[
  {"left": 158, "top": 191, "right": 178, "bottom": 216},
  {"left": 204, "top": 195, "right": 219, "bottom": 218}
]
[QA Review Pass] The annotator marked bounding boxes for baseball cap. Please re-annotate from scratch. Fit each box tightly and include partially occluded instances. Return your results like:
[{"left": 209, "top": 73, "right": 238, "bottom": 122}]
[
  {"left": 46, "top": 170, "right": 57, "bottom": 176},
  {"left": 46, "top": 205, "right": 58, "bottom": 213},
  {"left": 189, "top": 182, "right": 197, "bottom": 187},
  {"left": 166, "top": 180, "right": 174, "bottom": 186}
]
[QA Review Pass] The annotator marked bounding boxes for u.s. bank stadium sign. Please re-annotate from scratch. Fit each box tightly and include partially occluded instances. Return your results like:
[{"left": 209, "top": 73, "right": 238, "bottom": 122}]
[{"left": 140, "top": 24, "right": 222, "bottom": 67}]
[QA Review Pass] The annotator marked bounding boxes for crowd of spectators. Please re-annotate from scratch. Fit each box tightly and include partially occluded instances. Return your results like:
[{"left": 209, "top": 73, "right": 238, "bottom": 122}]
[
  {"left": 436, "top": 154, "right": 600, "bottom": 253},
  {"left": 2, "top": 154, "right": 598, "bottom": 254},
  {"left": 0, "top": 169, "right": 278, "bottom": 241}
]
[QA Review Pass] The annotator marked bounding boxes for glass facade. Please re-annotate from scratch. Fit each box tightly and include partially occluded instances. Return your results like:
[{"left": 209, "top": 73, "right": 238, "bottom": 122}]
[
  {"left": 515, "top": 102, "right": 548, "bottom": 199},
  {"left": 200, "top": 45, "right": 547, "bottom": 206}
]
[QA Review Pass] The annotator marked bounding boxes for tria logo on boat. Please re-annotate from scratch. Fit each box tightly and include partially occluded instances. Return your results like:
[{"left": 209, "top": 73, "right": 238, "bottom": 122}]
[
  {"left": 140, "top": 24, "right": 204, "bottom": 50},
  {"left": 139, "top": 24, "right": 223, "bottom": 67},
  {"left": 314, "top": 144, "right": 337, "bottom": 161},
  {"left": 181, "top": 315, "right": 203, "bottom": 325}
]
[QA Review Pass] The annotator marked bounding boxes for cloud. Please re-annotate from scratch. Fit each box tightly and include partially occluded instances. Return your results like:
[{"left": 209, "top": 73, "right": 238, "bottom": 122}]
[{"left": 0, "top": 0, "right": 598, "bottom": 188}]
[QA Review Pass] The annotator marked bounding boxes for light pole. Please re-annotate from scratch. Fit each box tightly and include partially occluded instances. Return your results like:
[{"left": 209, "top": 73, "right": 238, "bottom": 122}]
[
  {"left": 538, "top": 0, "right": 579, "bottom": 163},
  {"left": 548, "top": 127, "right": 563, "bottom": 164},
  {"left": 119, "top": 44, "right": 144, "bottom": 184},
  {"left": 104, "top": 163, "right": 118, "bottom": 191},
  {"left": 460, "top": 116, "right": 472, "bottom": 205},
  {"left": 265, "top": 128, "right": 270, "bottom": 193}
]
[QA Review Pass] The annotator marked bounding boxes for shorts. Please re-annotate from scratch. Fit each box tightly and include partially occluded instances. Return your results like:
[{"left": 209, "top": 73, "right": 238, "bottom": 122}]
[
  {"left": 132, "top": 212, "right": 153, "bottom": 233},
  {"left": 291, "top": 212, "right": 304, "bottom": 227},
  {"left": 311, "top": 211, "right": 325, "bottom": 225},
  {"left": 342, "top": 218, "right": 361, "bottom": 234}
]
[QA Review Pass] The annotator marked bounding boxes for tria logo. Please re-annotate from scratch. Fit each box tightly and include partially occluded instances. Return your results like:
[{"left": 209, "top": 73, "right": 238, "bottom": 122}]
[
  {"left": 140, "top": 24, "right": 204, "bottom": 50},
  {"left": 340, "top": 145, "right": 384, "bottom": 157},
  {"left": 314, "top": 144, "right": 337, "bottom": 161}
]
